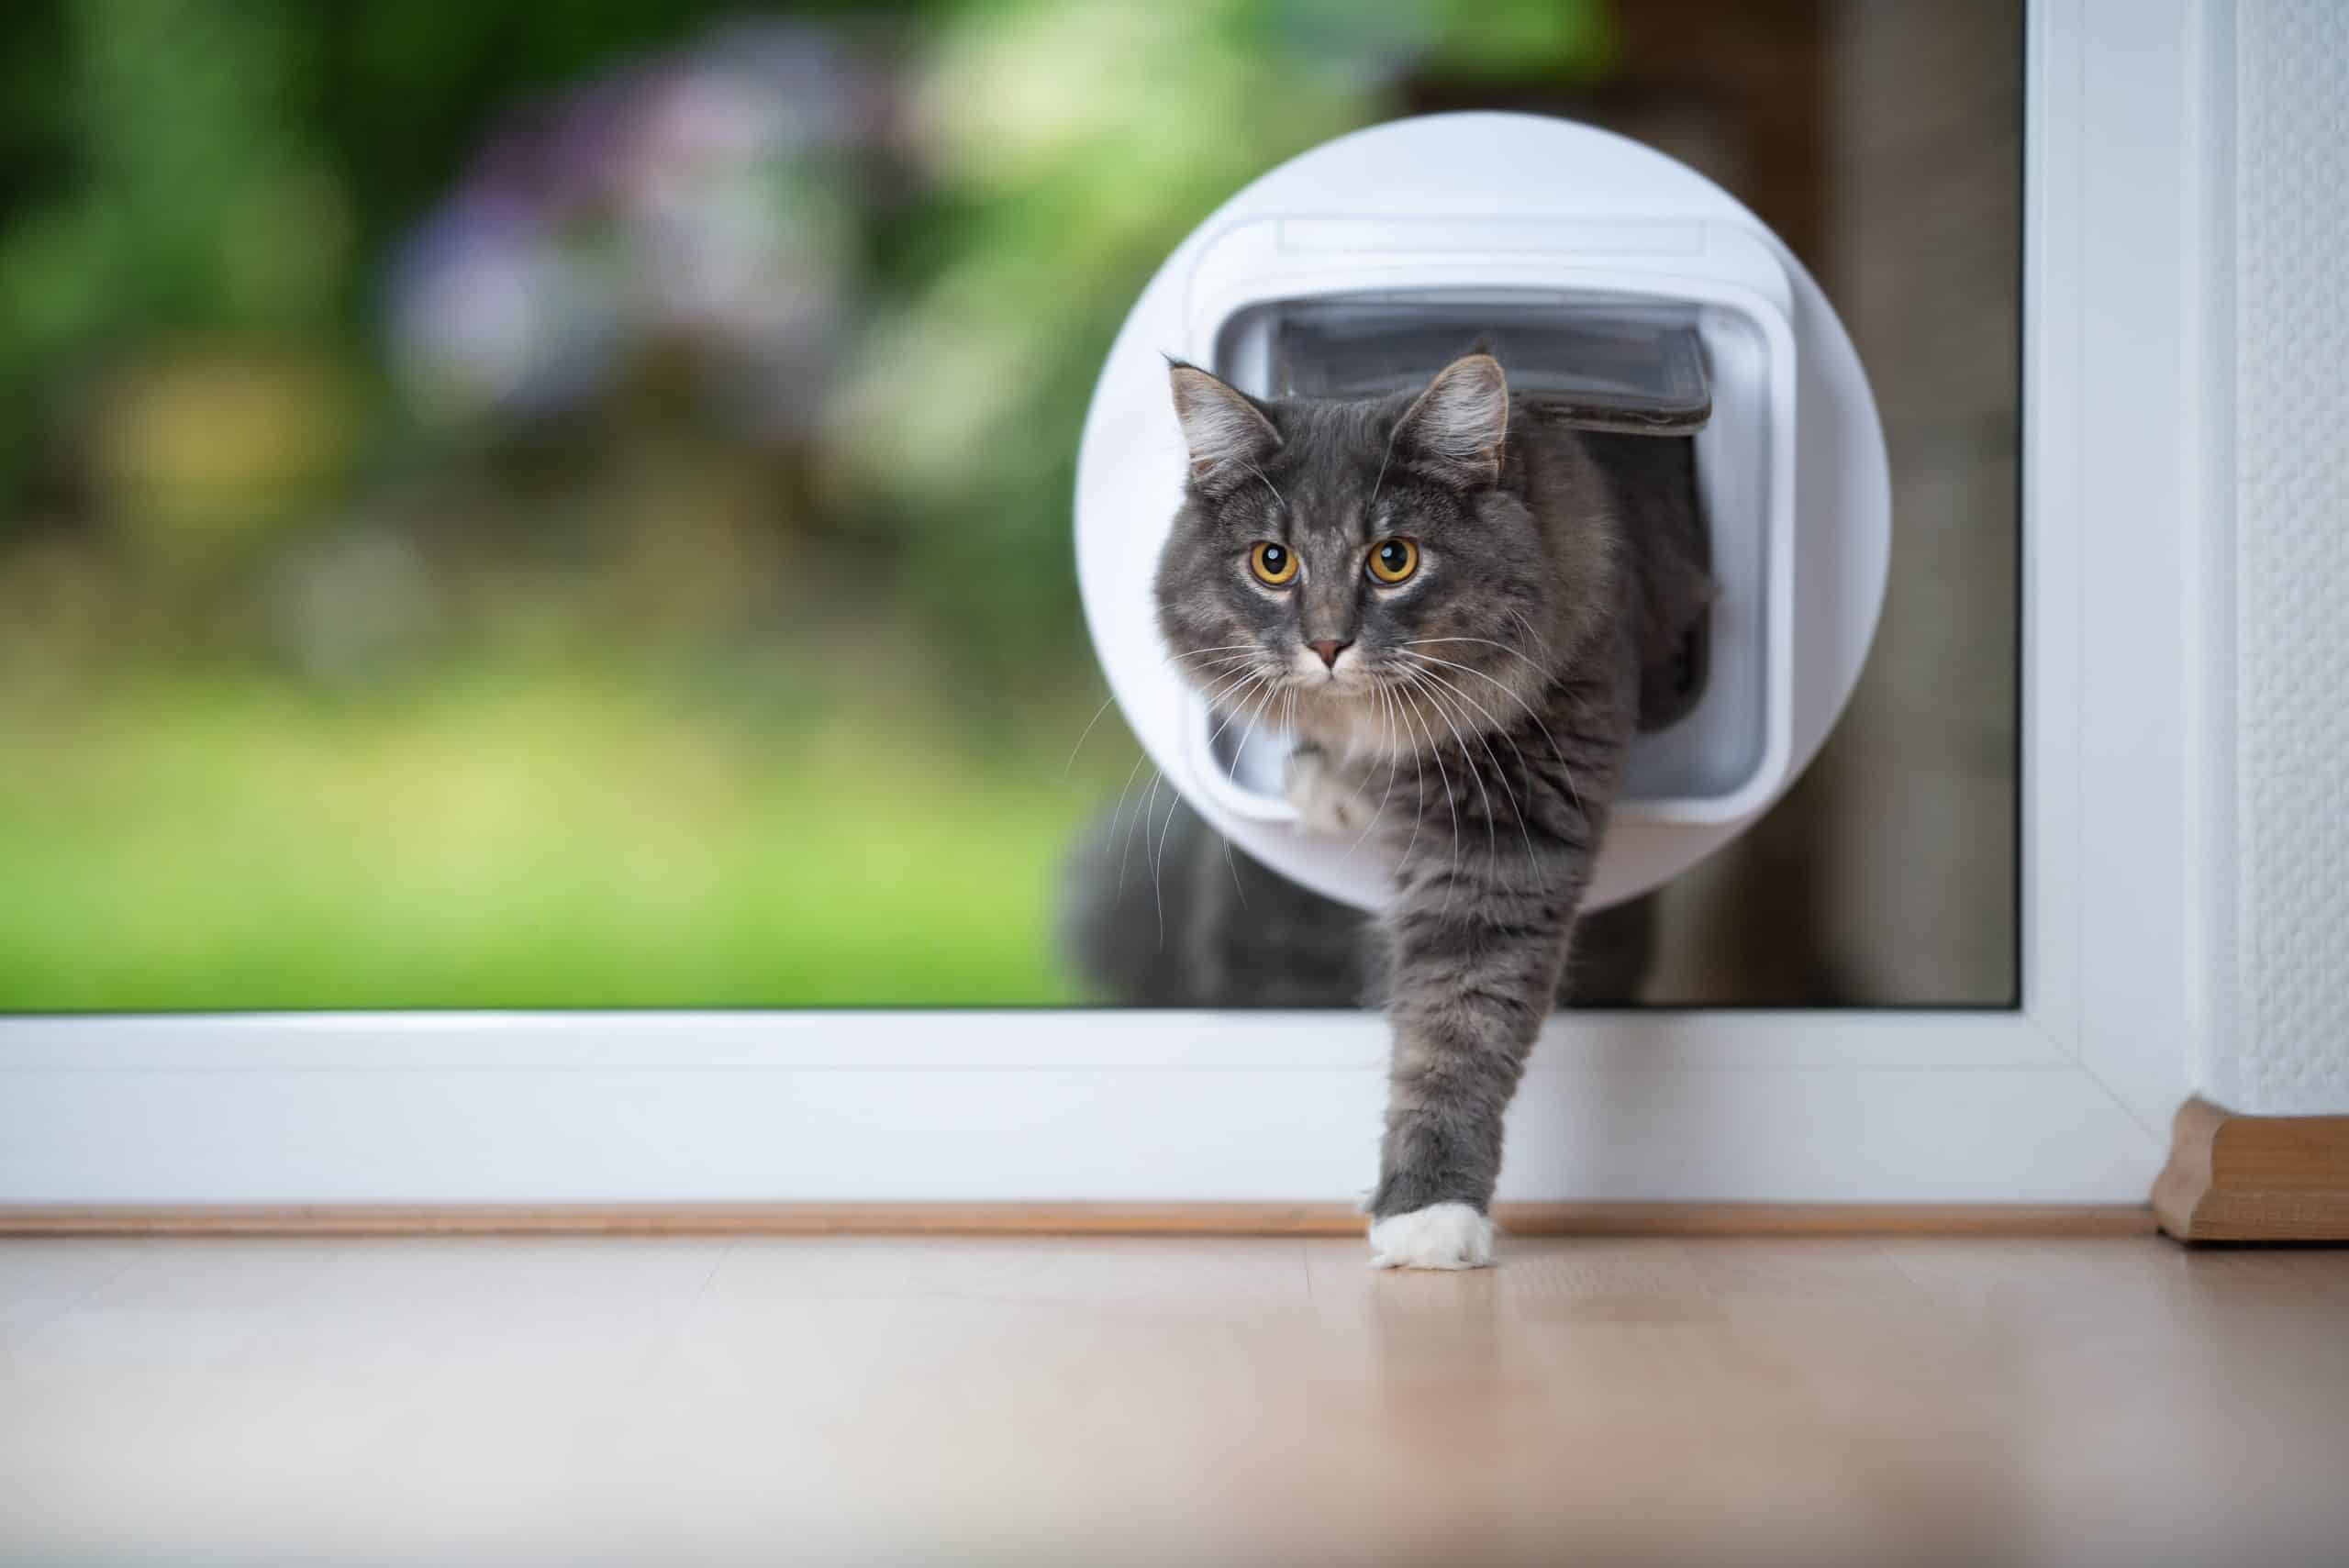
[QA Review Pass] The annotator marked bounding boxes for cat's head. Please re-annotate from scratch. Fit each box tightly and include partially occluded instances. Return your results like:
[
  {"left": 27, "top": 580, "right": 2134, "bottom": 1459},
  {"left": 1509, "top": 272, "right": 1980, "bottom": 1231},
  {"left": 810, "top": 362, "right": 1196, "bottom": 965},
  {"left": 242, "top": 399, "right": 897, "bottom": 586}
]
[{"left": 1152, "top": 352, "right": 1555, "bottom": 756}]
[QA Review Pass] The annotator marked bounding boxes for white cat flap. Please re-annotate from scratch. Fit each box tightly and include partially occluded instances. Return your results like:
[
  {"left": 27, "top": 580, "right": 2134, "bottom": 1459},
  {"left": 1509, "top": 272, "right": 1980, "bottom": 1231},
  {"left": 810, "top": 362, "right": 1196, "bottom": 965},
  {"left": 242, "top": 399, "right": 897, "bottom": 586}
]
[{"left": 1075, "top": 113, "right": 1888, "bottom": 910}]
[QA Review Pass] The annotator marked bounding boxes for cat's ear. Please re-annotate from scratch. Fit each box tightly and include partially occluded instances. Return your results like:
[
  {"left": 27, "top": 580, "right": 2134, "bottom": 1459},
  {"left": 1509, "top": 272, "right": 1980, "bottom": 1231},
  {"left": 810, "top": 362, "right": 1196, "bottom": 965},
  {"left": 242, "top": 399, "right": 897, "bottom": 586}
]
[
  {"left": 1170, "top": 363, "right": 1280, "bottom": 491},
  {"left": 1396, "top": 353, "right": 1508, "bottom": 487}
]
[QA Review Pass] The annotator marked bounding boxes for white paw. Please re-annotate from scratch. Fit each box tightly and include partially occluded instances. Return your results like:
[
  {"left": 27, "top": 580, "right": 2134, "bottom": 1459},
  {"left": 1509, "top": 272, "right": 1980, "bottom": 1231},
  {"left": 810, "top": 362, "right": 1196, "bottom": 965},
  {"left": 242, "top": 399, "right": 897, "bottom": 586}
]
[
  {"left": 1366, "top": 1203, "right": 1496, "bottom": 1271},
  {"left": 1285, "top": 748, "right": 1370, "bottom": 837}
]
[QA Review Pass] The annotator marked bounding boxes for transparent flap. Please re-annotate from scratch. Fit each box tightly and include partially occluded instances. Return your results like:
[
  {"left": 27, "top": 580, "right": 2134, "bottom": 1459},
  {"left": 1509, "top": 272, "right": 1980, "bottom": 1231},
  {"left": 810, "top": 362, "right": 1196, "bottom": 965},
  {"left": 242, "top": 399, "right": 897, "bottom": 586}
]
[{"left": 1264, "top": 300, "right": 1711, "bottom": 436}]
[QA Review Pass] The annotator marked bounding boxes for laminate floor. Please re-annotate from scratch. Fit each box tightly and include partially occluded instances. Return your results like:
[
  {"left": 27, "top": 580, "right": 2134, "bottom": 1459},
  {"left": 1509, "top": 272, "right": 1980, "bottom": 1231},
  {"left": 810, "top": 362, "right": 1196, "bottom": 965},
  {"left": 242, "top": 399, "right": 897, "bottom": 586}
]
[{"left": 4, "top": 1233, "right": 2345, "bottom": 1565}]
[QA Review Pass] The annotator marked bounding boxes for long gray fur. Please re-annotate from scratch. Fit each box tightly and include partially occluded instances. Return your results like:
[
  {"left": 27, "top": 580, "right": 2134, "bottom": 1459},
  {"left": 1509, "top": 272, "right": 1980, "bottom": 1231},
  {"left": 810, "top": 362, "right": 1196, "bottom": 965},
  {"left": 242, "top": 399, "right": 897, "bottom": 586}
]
[{"left": 1145, "top": 353, "right": 1709, "bottom": 1220}]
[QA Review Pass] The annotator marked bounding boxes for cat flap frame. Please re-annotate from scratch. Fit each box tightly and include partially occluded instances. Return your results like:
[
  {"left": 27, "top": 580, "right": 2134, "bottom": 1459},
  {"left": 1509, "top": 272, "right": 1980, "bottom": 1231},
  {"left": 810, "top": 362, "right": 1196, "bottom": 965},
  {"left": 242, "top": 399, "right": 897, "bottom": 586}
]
[
  {"left": 1245, "top": 301, "right": 1720, "bottom": 728},
  {"left": 1195, "top": 286, "right": 1785, "bottom": 848},
  {"left": 1077, "top": 113, "right": 1887, "bottom": 914}
]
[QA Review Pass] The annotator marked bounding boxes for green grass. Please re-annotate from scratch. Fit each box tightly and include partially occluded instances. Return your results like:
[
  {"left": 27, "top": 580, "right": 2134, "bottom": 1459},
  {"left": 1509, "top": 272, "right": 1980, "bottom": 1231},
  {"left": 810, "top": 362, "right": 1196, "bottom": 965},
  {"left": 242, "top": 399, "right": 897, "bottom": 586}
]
[{"left": 0, "top": 669, "right": 1119, "bottom": 1009}]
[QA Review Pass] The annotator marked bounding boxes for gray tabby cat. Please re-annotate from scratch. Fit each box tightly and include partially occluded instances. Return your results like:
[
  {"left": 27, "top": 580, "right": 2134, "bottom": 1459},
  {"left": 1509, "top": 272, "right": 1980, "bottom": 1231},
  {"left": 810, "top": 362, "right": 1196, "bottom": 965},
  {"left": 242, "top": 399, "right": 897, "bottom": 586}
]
[{"left": 1151, "top": 351, "right": 1709, "bottom": 1269}]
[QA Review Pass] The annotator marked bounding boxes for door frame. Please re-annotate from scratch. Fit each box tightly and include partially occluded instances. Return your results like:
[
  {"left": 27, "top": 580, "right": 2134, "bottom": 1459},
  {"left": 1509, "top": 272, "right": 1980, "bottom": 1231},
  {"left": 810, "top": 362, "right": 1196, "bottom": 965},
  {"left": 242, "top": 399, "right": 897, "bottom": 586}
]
[{"left": 0, "top": 0, "right": 2224, "bottom": 1211}]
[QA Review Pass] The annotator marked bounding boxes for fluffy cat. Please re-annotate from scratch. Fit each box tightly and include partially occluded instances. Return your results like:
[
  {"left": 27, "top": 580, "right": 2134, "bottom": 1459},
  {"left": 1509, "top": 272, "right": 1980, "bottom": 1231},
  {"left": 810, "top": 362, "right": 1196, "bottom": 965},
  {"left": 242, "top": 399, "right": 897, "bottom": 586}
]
[{"left": 1150, "top": 351, "right": 1709, "bottom": 1268}]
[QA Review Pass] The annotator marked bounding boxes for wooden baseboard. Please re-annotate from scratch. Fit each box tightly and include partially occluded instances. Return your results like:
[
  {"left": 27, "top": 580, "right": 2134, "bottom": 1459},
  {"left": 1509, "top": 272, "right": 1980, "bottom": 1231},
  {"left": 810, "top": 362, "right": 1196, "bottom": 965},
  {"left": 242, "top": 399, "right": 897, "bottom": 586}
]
[
  {"left": 0, "top": 1201, "right": 2154, "bottom": 1240},
  {"left": 2153, "top": 1097, "right": 2349, "bottom": 1242}
]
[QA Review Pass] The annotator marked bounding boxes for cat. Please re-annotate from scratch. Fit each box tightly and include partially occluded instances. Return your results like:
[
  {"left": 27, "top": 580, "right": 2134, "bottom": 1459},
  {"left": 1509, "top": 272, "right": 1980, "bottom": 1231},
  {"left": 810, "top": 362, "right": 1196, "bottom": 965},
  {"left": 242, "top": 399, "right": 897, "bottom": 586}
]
[{"left": 1144, "top": 350, "right": 1710, "bottom": 1268}]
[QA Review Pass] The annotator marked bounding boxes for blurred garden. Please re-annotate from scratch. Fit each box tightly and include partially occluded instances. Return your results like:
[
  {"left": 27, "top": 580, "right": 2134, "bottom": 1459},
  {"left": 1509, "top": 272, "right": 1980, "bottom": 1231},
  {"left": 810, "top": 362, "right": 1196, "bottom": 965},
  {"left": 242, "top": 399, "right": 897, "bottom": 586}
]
[{"left": 0, "top": 0, "right": 1614, "bottom": 1008}]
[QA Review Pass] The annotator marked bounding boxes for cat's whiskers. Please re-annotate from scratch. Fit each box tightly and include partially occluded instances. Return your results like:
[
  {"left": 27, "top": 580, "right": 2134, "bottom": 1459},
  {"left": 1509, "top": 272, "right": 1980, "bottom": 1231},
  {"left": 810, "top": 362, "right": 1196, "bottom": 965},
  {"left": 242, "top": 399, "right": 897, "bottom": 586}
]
[
  {"left": 1392, "top": 668, "right": 1464, "bottom": 923},
  {"left": 1397, "top": 666, "right": 1502, "bottom": 884},
  {"left": 1337, "top": 686, "right": 1395, "bottom": 817},
  {"left": 1504, "top": 610, "right": 1556, "bottom": 667},
  {"left": 1408, "top": 665, "right": 1543, "bottom": 899},
  {"left": 1167, "top": 642, "right": 1264, "bottom": 663},
  {"left": 1173, "top": 664, "right": 1275, "bottom": 891},
  {"left": 1390, "top": 642, "right": 1559, "bottom": 840},
  {"left": 1218, "top": 822, "right": 1248, "bottom": 910},
  {"left": 1063, "top": 691, "right": 1124, "bottom": 779},
  {"left": 1064, "top": 645, "right": 1265, "bottom": 779},
  {"left": 1199, "top": 673, "right": 1280, "bottom": 897},
  {"left": 1336, "top": 681, "right": 1400, "bottom": 865},
  {"left": 1196, "top": 667, "right": 1273, "bottom": 753},
  {"left": 1118, "top": 662, "right": 1263, "bottom": 899},
  {"left": 1175, "top": 652, "right": 1263, "bottom": 685},
  {"left": 1166, "top": 647, "right": 1268, "bottom": 685},
  {"left": 1202, "top": 671, "right": 1277, "bottom": 919},
  {"left": 1403, "top": 662, "right": 1544, "bottom": 893},
  {"left": 1131, "top": 766, "right": 1165, "bottom": 912},
  {"left": 1403, "top": 649, "right": 1585, "bottom": 821},
  {"left": 1396, "top": 684, "right": 1430, "bottom": 879},
  {"left": 1178, "top": 671, "right": 1272, "bottom": 930},
  {"left": 1399, "top": 635, "right": 1552, "bottom": 688},
  {"left": 1112, "top": 752, "right": 1158, "bottom": 900}
]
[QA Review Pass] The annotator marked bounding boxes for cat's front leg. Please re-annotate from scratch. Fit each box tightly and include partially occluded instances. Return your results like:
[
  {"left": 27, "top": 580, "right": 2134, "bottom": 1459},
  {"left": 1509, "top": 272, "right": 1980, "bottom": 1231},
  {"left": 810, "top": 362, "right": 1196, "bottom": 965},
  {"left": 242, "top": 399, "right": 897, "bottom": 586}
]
[{"left": 1366, "top": 872, "right": 1574, "bottom": 1270}]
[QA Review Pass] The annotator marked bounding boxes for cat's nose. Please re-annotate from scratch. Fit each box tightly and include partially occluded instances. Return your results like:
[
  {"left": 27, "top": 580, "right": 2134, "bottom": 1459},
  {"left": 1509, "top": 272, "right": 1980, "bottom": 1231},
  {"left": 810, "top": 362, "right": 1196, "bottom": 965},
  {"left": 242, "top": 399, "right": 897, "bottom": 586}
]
[{"left": 1308, "top": 639, "right": 1352, "bottom": 670}]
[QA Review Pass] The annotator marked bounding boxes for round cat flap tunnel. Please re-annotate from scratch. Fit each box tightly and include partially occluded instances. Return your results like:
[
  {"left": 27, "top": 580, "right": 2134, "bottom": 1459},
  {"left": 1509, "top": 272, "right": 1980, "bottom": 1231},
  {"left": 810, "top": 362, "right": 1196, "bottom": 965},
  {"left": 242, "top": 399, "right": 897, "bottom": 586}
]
[{"left": 1074, "top": 113, "right": 1889, "bottom": 911}]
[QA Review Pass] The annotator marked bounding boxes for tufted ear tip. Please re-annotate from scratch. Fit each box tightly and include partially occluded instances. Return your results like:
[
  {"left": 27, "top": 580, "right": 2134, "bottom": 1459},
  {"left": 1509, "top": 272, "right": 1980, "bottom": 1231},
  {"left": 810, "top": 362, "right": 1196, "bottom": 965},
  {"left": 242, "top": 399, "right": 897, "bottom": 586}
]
[
  {"left": 1397, "top": 353, "right": 1509, "bottom": 484},
  {"left": 1168, "top": 362, "right": 1280, "bottom": 488},
  {"left": 1436, "top": 354, "right": 1508, "bottom": 420}
]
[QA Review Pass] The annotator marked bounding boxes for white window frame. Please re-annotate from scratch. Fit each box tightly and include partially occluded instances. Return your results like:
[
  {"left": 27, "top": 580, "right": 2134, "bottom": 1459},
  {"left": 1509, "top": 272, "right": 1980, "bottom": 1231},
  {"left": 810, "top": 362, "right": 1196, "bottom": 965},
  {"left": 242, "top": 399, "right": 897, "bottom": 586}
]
[{"left": 0, "top": 0, "right": 2227, "bottom": 1207}]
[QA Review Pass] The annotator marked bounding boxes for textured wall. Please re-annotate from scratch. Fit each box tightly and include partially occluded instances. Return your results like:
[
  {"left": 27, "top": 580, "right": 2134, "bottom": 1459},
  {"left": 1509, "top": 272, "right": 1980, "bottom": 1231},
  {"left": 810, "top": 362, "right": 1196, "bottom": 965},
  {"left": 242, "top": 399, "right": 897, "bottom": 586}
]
[{"left": 2233, "top": 0, "right": 2349, "bottom": 1113}]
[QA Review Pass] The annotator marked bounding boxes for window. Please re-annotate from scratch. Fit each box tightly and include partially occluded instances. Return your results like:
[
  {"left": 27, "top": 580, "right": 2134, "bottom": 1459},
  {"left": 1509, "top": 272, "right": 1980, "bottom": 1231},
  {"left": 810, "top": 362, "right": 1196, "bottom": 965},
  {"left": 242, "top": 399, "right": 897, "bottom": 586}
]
[{"left": 0, "top": 2, "right": 2018, "bottom": 1012}]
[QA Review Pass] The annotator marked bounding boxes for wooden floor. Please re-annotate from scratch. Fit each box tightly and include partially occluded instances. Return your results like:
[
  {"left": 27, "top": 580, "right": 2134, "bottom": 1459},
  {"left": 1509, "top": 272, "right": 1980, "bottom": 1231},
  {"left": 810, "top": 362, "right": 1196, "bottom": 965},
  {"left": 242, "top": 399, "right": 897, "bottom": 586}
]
[{"left": 4, "top": 1234, "right": 2346, "bottom": 1566}]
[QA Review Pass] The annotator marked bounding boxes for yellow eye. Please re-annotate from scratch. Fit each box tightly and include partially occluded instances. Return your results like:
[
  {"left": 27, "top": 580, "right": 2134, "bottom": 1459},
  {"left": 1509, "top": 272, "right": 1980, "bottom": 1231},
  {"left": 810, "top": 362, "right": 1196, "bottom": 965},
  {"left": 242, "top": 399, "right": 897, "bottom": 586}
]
[
  {"left": 1250, "top": 541, "right": 1298, "bottom": 585},
  {"left": 1366, "top": 537, "right": 1419, "bottom": 584}
]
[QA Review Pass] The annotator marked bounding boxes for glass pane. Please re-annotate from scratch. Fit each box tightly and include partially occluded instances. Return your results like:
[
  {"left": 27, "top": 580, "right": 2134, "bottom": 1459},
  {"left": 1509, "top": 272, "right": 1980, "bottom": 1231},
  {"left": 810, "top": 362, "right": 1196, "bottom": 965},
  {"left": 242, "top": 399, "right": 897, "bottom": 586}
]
[{"left": 0, "top": 0, "right": 2017, "bottom": 1010}]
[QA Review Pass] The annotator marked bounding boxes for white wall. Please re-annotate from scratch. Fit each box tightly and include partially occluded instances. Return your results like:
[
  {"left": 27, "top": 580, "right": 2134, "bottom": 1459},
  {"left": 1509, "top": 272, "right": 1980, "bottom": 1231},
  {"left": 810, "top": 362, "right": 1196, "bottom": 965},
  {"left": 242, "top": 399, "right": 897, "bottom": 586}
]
[{"left": 2220, "top": 0, "right": 2349, "bottom": 1116}]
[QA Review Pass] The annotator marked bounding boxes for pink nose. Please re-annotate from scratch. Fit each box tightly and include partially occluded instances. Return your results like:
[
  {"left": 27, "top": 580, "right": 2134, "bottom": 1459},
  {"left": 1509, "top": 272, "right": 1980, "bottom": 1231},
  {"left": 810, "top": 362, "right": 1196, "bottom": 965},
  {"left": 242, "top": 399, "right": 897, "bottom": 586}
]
[{"left": 1308, "top": 639, "right": 1351, "bottom": 669}]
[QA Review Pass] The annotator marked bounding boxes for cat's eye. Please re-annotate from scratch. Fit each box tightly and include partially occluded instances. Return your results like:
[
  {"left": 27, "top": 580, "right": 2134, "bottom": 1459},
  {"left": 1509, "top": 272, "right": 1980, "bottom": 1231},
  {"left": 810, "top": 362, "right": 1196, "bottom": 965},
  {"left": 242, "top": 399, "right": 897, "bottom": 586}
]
[
  {"left": 1366, "top": 537, "right": 1419, "bottom": 584},
  {"left": 1249, "top": 542, "right": 1298, "bottom": 586}
]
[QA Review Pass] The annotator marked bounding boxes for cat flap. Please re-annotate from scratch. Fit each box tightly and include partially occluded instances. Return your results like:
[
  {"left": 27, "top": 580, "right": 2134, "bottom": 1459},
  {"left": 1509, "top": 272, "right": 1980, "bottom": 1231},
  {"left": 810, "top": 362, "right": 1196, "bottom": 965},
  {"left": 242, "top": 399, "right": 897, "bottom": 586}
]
[{"left": 1263, "top": 301, "right": 1711, "bottom": 437}]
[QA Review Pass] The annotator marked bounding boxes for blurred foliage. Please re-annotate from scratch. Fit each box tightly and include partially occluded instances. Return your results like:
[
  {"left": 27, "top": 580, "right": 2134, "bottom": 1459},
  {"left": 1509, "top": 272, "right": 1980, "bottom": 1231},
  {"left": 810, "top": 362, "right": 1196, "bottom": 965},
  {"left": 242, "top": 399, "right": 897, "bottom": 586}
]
[
  {"left": 0, "top": 0, "right": 753, "bottom": 512},
  {"left": 834, "top": 0, "right": 1610, "bottom": 676},
  {"left": 0, "top": 673, "right": 1084, "bottom": 1006},
  {"left": 0, "top": 0, "right": 1613, "bottom": 1008}
]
